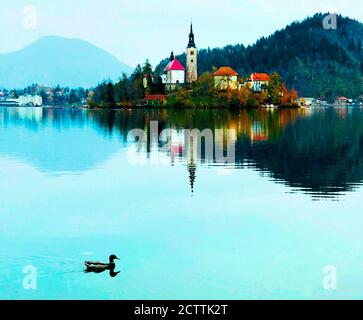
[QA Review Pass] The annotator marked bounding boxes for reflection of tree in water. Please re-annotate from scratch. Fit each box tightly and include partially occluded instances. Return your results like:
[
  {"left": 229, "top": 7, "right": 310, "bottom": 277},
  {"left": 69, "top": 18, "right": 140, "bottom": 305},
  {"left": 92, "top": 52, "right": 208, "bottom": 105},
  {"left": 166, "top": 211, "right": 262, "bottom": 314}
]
[
  {"left": 89, "top": 107, "right": 363, "bottom": 197},
  {"left": 236, "top": 108, "right": 363, "bottom": 196},
  {"left": 2, "top": 107, "right": 362, "bottom": 197}
]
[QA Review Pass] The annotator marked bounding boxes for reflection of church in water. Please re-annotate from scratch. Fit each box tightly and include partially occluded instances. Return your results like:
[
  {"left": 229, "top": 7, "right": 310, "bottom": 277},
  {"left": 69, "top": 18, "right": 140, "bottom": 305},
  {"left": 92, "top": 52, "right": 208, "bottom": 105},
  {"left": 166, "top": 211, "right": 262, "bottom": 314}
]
[{"left": 169, "top": 130, "right": 198, "bottom": 194}]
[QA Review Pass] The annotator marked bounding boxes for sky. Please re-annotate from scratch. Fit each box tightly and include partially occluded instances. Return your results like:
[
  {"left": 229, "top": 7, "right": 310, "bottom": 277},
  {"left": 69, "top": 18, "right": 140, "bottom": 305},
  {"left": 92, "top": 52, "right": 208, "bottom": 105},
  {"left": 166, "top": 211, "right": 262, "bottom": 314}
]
[{"left": 0, "top": 0, "right": 362, "bottom": 68}]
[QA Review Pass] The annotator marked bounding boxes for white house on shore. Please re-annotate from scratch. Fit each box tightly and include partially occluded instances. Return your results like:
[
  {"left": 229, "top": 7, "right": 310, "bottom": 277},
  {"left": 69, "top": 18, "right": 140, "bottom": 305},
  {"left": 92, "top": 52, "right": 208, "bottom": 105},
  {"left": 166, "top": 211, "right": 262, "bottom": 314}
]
[{"left": 18, "top": 95, "right": 43, "bottom": 106}]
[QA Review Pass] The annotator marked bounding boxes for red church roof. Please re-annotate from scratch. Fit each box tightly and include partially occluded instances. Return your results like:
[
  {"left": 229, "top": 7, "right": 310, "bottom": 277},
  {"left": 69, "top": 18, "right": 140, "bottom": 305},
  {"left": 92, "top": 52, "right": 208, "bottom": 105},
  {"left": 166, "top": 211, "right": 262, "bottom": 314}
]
[
  {"left": 249, "top": 73, "right": 270, "bottom": 81},
  {"left": 164, "top": 59, "right": 185, "bottom": 71}
]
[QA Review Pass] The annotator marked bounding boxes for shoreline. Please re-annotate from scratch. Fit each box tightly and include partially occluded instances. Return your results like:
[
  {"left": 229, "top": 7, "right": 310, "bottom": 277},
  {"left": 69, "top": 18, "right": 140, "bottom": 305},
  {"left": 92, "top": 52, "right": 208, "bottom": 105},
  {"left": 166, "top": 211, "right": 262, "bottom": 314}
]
[{"left": 0, "top": 103, "right": 361, "bottom": 110}]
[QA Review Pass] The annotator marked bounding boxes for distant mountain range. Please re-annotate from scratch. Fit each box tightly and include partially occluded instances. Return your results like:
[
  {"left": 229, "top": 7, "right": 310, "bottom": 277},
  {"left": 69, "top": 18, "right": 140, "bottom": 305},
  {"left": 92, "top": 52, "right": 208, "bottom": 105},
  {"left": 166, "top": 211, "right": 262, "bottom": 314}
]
[
  {"left": 156, "top": 13, "right": 363, "bottom": 99},
  {"left": 0, "top": 36, "right": 132, "bottom": 89}
]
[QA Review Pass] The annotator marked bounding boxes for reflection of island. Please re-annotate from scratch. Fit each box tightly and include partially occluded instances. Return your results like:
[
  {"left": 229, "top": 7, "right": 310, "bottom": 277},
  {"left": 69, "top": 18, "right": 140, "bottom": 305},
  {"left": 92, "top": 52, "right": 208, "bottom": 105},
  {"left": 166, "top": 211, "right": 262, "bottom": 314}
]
[
  {"left": 1, "top": 107, "right": 362, "bottom": 197},
  {"left": 90, "top": 107, "right": 362, "bottom": 197}
]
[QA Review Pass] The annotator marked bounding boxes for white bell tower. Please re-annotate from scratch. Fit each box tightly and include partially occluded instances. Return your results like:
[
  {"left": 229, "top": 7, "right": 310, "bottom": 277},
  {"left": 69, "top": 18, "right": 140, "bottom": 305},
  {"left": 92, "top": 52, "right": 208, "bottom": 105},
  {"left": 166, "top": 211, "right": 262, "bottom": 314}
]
[{"left": 186, "top": 23, "right": 197, "bottom": 83}]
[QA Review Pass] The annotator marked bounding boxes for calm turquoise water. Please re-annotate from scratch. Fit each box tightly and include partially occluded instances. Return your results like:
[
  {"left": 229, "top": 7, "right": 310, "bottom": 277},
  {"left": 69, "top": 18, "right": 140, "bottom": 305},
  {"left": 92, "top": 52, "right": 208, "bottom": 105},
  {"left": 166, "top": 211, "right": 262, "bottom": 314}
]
[{"left": 1, "top": 106, "right": 363, "bottom": 300}]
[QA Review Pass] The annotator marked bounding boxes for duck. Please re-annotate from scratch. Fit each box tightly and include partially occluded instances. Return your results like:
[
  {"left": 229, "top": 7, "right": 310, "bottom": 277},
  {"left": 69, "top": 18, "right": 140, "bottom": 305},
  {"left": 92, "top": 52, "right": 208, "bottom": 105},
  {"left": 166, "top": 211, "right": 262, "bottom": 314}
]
[{"left": 84, "top": 254, "right": 120, "bottom": 276}]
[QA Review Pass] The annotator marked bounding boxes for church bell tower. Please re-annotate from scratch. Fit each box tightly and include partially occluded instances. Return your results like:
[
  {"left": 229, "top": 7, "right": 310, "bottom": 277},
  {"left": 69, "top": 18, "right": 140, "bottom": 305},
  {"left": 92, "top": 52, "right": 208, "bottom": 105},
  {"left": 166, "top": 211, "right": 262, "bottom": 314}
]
[{"left": 186, "top": 23, "right": 197, "bottom": 83}]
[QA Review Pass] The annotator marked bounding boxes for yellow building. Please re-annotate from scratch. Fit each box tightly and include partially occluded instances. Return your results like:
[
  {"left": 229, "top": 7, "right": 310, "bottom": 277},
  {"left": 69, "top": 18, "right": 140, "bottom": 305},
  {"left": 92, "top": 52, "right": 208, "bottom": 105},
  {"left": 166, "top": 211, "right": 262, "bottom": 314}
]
[{"left": 212, "top": 67, "right": 239, "bottom": 90}]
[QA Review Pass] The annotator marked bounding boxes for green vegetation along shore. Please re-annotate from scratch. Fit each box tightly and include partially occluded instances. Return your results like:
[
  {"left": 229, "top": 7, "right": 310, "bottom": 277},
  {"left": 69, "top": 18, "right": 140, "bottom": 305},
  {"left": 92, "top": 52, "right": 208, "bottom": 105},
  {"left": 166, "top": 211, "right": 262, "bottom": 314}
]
[{"left": 88, "top": 62, "right": 299, "bottom": 109}]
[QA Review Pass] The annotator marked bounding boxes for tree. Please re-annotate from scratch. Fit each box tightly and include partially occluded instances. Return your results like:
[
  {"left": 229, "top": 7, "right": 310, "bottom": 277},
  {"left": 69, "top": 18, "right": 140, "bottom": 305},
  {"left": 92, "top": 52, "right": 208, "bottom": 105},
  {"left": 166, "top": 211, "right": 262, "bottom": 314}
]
[
  {"left": 267, "top": 72, "right": 283, "bottom": 105},
  {"left": 105, "top": 82, "right": 115, "bottom": 106},
  {"left": 69, "top": 89, "right": 78, "bottom": 104},
  {"left": 114, "top": 73, "right": 130, "bottom": 102},
  {"left": 142, "top": 59, "right": 154, "bottom": 92},
  {"left": 358, "top": 38, "right": 362, "bottom": 53},
  {"left": 196, "top": 72, "right": 214, "bottom": 94},
  {"left": 39, "top": 90, "right": 48, "bottom": 105},
  {"left": 237, "top": 85, "right": 251, "bottom": 106},
  {"left": 289, "top": 89, "right": 298, "bottom": 103},
  {"left": 130, "top": 65, "right": 145, "bottom": 100}
]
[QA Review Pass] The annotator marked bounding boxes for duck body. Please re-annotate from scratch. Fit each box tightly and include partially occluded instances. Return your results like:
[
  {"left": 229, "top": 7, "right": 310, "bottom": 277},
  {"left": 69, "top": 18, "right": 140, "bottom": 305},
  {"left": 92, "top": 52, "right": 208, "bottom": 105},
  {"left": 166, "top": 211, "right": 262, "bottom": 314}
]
[
  {"left": 84, "top": 254, "right": 120, "bottom": 274},
  {"left": 84, "top": 261, "right": 115, "bottom": 272}
]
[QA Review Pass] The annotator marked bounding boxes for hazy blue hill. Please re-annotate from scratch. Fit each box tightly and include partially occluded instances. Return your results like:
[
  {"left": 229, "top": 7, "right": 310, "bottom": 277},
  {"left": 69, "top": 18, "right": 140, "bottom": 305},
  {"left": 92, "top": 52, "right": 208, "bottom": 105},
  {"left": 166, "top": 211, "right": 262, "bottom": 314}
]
[
  {"left": 156, "top": 14, "right": 363, "bottom": 99},
  {"left": 0, "top": 36, "right": 132, "bottom": 89}
]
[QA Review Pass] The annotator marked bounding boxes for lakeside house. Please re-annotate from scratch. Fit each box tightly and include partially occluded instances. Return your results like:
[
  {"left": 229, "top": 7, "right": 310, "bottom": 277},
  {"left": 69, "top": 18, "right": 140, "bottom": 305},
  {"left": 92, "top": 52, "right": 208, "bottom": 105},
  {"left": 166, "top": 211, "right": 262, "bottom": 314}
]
[
  {"left": 247, "top": 73, "right": 270, "bottom": 92},
  {"left": 212, "top": 69, "right": 270, "bottom": 92},
  {"left": 18, "top": 95, "right": 43, "bottom": 106},
  {"left": 0, "top": 94, "right": 42, "bottom": 106},
  {"left": 212, "top": 67, "right": 239, "bottom": 90},
  {"left": 336, "top": 96, "right": 353, "bottom": 104}
]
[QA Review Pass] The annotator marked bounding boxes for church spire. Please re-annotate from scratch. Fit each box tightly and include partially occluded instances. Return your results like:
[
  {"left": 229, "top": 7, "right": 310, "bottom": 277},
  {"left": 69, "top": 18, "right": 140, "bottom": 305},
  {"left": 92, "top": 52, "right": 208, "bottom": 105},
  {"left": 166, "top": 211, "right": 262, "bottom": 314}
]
[
  {"left": 187, "top": 22, "right": 196, "bottom": 48},
  {"left": 186, "top": 21, "right": 198, "bottom": 83}
]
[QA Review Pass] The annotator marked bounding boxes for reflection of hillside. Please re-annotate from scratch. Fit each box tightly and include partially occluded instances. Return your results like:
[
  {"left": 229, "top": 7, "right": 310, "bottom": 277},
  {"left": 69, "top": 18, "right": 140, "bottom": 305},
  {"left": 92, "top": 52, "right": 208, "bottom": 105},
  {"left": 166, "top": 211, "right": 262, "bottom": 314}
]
[
  {"left": 236, "top": 108, "right": 363, "bottom": 196},
  {"left": 0, "top": 108, "right": 120, "bottom": 173}
]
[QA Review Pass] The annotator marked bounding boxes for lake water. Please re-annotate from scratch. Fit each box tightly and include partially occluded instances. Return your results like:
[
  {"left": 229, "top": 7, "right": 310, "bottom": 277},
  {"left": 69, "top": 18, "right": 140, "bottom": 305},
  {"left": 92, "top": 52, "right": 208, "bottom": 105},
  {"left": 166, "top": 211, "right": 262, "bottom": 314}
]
[{"left": 0, "top": 106, "right": 363, "bottom": 300}]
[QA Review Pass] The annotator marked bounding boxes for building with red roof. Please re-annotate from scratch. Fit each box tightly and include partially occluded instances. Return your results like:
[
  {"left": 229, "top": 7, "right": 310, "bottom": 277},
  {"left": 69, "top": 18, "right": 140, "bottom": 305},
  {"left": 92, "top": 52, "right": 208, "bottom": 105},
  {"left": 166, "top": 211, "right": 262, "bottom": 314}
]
[
  {"left": 248, "top": 73, "right": 270, "bottom": 92},
  {"left": 213, "top": 67, "right": 238, "bottom": 77},
  {"left": 162, "top": 51, "right": 185, "bottom": 91},
  {"left": 165, "top": 58, "right": 185, "bottom": 72},
  {"left": 213, "top": 67, "right": 239, "bottom": 90}
]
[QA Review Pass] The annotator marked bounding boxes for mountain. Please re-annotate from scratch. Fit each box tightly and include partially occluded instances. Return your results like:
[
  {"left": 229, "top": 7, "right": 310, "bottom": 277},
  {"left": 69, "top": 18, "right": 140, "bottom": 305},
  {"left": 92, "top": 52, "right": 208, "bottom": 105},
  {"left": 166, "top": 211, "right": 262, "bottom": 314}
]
[
  {"left": 0, "top": 36, "right": 133, "bottom": 89},
  {"left": 156, "top": 14, "right": 363, "bottom": 99}
]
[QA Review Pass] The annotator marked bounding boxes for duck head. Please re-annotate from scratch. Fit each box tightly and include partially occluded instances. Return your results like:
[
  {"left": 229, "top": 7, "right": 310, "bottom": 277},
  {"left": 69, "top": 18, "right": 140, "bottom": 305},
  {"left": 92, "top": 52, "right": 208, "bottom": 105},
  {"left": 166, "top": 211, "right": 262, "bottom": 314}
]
[{"left": 109, "top": 254, "right": 120, "bottom": 263}]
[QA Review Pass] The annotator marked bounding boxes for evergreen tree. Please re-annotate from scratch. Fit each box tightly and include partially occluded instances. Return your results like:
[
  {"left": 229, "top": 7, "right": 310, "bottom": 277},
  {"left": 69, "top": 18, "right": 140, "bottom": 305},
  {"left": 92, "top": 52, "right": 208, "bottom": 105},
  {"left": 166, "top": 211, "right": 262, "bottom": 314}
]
[
  {"left": 39, "top": 90, "right": 48, "bottom": 105},
  {"left": 114, "top": 73, "right": 130, "bottom": 102},
  {"left": 130, "top": 65, "right": 145, "bottom": 100},
  {"left": 105, "top": 82, "right": 115, "bottom": 106}
]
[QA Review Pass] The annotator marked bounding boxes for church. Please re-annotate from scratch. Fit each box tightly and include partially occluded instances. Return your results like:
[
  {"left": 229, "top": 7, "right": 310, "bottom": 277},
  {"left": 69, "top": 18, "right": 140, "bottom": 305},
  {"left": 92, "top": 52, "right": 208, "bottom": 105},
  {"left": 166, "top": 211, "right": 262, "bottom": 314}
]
[{"left": 162, "top": 23, "right": 198, "bottom": 91}]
